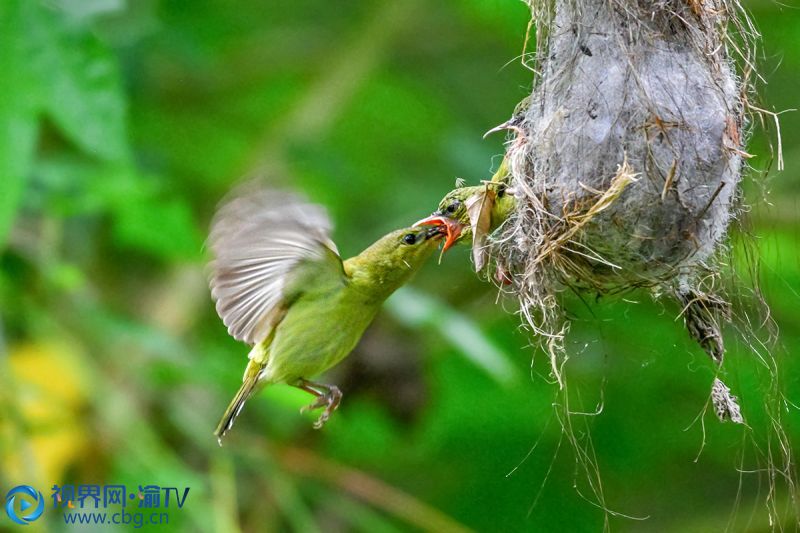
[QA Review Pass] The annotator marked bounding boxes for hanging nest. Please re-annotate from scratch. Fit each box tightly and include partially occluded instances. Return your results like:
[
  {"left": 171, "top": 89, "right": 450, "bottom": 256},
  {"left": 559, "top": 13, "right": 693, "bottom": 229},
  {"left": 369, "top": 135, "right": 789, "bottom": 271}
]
[{"left": 493, "top": 0, "right": 766, "bottom": 405}]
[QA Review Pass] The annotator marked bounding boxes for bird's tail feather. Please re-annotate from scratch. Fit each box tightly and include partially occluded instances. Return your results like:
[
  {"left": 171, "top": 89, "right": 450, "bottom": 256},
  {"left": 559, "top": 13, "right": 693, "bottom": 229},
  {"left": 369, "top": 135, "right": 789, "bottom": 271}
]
[{"left": 215, "top": 361, "right": 265, "bottom": 445}]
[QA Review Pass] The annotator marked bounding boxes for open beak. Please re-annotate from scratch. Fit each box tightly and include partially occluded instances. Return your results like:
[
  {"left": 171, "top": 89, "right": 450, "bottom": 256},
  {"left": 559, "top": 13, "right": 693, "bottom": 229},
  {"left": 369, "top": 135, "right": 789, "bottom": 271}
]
[{"left": 413, "top": 215, "right": 465, "bottom": 252}]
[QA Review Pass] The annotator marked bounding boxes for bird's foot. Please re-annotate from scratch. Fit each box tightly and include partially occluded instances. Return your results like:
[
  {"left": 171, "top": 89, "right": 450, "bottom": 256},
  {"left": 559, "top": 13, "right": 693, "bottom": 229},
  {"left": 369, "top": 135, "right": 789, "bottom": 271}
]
[{"left": 296, "top": 379, "right": 342, "bottom": 429}]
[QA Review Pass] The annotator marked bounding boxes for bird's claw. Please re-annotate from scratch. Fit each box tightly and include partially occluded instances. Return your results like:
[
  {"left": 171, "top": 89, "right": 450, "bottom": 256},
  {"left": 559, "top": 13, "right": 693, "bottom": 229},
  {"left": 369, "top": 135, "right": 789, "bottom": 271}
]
[
  {"left": 313, "top": 412, "right": 329, "bottom": 430},
  {"left": 299, "top": 385, "right": 342, "bottom": 429},
  {"left": 300, "top": 396, "right": 326, "bottom": 414}
]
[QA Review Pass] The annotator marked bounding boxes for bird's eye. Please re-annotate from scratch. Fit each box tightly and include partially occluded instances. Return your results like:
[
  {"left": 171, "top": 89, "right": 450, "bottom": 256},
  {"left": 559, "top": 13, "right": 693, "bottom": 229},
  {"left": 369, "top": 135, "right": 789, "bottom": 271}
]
[
  {"left": 402, "top": 233, "right": 417, "bottom": 245},
  {"left": 445, "top": 201, "right": 460, "bottom": 214}
]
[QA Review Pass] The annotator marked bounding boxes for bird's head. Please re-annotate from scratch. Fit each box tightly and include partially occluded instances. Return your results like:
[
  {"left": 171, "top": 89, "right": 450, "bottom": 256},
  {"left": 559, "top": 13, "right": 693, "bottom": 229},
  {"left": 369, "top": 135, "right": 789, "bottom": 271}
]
[
  {"left": 350, "top": 224, "right": 446, "bottom": 293},
  {"left": 386, "top": 224, "right": 447, "bottom": 264},
  {"left": 413, "top": 186, "right": 482, "bottom": 251},
  {"left": 360, "top": 225, "right": 446, "bottom": 268}
]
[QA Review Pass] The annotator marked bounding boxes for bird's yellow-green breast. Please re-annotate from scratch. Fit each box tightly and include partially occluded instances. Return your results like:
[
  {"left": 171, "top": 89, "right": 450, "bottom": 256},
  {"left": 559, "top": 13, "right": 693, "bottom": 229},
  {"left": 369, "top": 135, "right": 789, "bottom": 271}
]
[{"left": 261, "top": 226, "right": 440, "bottom": 385}]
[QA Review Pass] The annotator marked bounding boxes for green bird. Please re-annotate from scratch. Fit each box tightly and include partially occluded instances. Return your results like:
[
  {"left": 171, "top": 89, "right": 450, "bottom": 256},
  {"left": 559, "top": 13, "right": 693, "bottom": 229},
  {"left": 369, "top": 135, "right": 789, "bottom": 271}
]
[
  {"left": 417, "top": 91, "right": 527, "bottom": 273},
  {"left": 415, "top": 160, "right": 516, "bottom": 273},
  {"left": 209, "top": 188, "right": 445, "bottom": 443}
]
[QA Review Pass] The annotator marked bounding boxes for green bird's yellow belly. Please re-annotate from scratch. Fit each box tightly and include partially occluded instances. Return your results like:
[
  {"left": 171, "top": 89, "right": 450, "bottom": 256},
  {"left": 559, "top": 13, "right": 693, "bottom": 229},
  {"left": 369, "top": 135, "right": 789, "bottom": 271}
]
[{"left": 260, "top": 285, "right": 381, "bottom": 385}]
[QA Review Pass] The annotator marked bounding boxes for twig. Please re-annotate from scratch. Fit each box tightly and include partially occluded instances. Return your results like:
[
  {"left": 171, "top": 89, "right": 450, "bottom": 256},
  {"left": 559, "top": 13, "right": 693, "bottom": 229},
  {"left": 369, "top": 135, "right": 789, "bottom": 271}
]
[{"left": 270, "top": 443, "right": 472, "bottom": 533}]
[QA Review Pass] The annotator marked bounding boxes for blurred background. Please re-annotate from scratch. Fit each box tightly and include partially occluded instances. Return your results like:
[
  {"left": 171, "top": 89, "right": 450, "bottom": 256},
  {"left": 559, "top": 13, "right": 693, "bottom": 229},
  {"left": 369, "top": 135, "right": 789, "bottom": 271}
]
[{"left": 1, "top": 0, "right": 798, "bottom": 530}]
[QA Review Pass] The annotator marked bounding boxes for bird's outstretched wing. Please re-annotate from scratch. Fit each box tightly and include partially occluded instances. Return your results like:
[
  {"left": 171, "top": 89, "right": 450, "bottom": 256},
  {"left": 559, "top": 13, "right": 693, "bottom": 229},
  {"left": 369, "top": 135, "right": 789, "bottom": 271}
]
[{"left": 208, "top": 186, "right": 344, "bottom": 345}]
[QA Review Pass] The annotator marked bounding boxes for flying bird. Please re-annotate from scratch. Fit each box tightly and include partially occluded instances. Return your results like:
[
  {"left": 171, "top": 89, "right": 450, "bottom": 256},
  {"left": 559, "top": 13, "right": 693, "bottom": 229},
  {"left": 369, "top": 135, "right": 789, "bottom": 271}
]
[{"left": 209, "top": 187, "right": 445, "bottom": 443}]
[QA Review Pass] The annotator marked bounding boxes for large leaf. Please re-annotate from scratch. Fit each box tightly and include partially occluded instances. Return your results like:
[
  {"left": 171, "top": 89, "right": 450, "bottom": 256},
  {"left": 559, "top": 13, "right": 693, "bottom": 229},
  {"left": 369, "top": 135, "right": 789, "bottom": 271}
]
[
  {"left": 56, "top": 0, "right": 126, "bottom": 25},
  {"left": 0, "top": 0, "right": 40, "bottom": 249},
  {"left": 113, "top": 194, "right": 203, "bottom": 260},
  {"left": 387, "top": 287, "right": 519, "bottom": 385},
  {"left": 25, "top": 1, "right": 129, "bottom": 163},
  {"left": 0, "top": 0, "right": 131, "bottom": 248}
]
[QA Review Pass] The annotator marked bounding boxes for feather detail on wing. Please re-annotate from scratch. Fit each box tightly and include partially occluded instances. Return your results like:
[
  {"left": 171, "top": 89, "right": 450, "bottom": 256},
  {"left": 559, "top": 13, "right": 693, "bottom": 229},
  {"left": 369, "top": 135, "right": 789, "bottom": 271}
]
[{"left": 208, "top": 187, "right": 342, "bottom": 345}]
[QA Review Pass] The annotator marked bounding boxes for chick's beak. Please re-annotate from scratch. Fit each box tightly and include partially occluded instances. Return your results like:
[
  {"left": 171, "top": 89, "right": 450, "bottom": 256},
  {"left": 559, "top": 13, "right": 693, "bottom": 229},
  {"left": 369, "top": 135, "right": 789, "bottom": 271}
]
[
  {"left": 483, "top": 117, "right": 525, "bottom": 139},
  {"left": 413, "top": 214, "right": 465, "bottom": 252},
  {"left": 482, "top": 120, "right": 512, "bottom": 138}
]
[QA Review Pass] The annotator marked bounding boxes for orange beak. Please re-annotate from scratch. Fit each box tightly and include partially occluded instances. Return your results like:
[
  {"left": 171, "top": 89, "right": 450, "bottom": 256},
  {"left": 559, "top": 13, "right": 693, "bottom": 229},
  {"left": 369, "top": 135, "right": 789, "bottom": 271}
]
[{"left": 413, "top": 215, "right": 465, "bottom": 252}]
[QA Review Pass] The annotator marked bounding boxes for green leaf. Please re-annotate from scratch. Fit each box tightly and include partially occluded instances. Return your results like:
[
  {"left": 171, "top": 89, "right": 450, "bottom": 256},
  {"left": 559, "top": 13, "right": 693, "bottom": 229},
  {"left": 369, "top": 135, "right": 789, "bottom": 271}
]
[
  {"left": 113, "top": 195, "right": 203, "bottom": 260},
  {"left": 386, "top": 287, "right": 519, "bottom": 385},
  {"left": 26, "top": 1, "right": 129, "bottom": 162},
  {"left": 0, "top": 0, "right": 132, "bottom": 248},
  {"left": 56, "top": 0, "right": 126, "bottom": 25},
  {"left": 31, "top": 156, "right": 141, "bottom": 216},
  {"left": 0, "top": 0, "right": 40, "bottom": 249}
]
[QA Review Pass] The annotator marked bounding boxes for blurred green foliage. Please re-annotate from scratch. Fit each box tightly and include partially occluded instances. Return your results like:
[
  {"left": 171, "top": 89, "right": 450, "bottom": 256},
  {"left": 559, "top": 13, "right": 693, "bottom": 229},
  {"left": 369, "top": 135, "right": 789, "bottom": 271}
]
[{"left": 1, "top": 0, "right": 798, "bottom": 531}]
